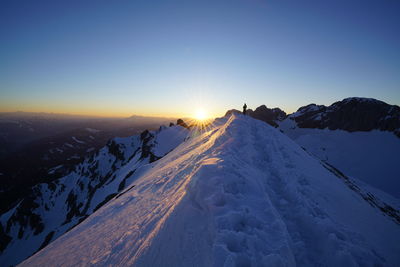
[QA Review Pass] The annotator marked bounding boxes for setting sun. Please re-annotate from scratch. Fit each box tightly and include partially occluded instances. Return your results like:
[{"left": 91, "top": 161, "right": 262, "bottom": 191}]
[{"left": 194, "top": 108, "right": 207, "bottom": 121}]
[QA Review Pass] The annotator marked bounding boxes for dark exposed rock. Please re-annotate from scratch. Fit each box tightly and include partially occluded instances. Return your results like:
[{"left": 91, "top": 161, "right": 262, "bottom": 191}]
[
  {"left": 118, "top": 170, "right": 136, "bottom": 191},
  {"left": 37, "top": 231, "right": 55, "bottom": 251},
  {"left": 291, "top": 97, "right": 400, "bottom": 137},
  {"left": 139, "top": 130, "right": 159, "bottom": 162},
  {"left": 0, "top": 224, "right": 11, "bottom": 252},
  {"left": 63, "top": 192, "right": 80, "bottom": 225},
  {"left": 106, "top": 140, "right": 124, "bottom": 161},
  {"left": 322, "top": 161, "right": 400, "bottom": 224},
  {"left": 225, "top": 109, "right": 241, "bottom": 117},
  {"left": 6, "top": 195, "right": 44, "bottom": 238},
  {"left": 177, "top": 119, "right": 189, "bottom": 129},
  {"left": 93, "top": 193, "right": 118, "bottom": 212},
  {"left": 250, "top": 105, "right": 287, "bottom": 127},
  {"left": 225, "top": 106, "right": 286, "bottom": 128}
]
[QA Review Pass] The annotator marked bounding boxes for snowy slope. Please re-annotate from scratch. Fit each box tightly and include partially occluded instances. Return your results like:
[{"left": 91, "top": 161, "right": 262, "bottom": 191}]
[
  {"left": 279, "top": 117, "right": 400, "bottom": 199},
  {"left": 0, "top": 125, "right": 188, "bottom": 267},
  {"left": 20, "top": 115, "right": 400, "bottom": 267}
]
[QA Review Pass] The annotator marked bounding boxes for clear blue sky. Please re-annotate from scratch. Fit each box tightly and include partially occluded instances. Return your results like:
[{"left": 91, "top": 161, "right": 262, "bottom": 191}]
[{"left": 1, "top": 0, "right": 399, "bottom": 117}]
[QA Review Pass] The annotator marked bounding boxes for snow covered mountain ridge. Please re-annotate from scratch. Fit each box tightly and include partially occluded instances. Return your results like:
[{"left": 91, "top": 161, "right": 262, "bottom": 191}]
[
  {"left": 18, "top": 114, "right": 400, "bottom": 266},
  {"left": 0, "top": 124, "right": 189, "bottom": 267},
  {"left": 225, "top": 97, "right": 400, "bottom": 199}
]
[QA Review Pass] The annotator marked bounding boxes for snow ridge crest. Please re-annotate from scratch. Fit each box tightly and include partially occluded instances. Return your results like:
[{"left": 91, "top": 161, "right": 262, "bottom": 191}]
[{"left": 19, "top": 115, "right": 400, "bottom": 267}]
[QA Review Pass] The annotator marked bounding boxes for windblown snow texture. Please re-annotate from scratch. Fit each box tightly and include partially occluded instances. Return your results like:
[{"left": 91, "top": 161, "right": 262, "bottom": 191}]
[
  {"left": 20, "top": 115, "right": 400, "bottom": 267},
  {"left": 279, "top": 110, "right": 400, "bottom": 199}
]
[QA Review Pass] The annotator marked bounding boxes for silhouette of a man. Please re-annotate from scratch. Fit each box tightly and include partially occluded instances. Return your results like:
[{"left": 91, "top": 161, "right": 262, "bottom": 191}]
[{"left": 243, "top": 103, "right": 247, "bottom": 115}]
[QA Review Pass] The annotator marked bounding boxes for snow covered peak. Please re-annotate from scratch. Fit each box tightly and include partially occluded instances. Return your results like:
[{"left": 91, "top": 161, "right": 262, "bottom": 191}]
[
  {"left": 290, "top": 103, "right": 325, "bottom": 118},
  {"left": 19, "top": 115, "right": 400, "bottom": 267}
]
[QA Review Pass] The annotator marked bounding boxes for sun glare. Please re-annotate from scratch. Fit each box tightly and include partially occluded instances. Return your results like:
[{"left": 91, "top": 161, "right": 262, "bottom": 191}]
[
  {"left": 189, "top": 107, "right": 213, "bottom": 134},
  {"left": 188, "top": 108, "right": 213, "bottom": 134},
  {"left": 195, "top": 108, "right": 207, "bottom": 121}
]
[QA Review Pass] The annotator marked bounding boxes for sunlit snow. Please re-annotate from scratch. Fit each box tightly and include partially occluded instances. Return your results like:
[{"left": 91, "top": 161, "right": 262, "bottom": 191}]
[{"left": 19, "top": 115, "right": 400, "bottom": 267}]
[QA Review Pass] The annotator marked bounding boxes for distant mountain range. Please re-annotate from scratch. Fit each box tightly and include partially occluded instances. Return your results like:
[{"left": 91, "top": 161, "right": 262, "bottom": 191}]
[
  {"left": 0, "top": 113, "right": 177, "bottom": 214},
  {"left": 0, "top": 112, "right": 178, "bottom": 158}
]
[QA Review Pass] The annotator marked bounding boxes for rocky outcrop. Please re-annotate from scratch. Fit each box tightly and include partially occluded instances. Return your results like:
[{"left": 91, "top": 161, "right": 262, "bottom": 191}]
[
  {"left": 250, "top": 105, "right": 287, "bottom": 127},
  {"left": 291, "top": 97, "right": 400, "bottom": 137},
  {"left": 177, "top": 119, "right": 190, "bottom": 129},
  {"left": 225, "top": 109, "right": 242, "bottom": 117},
  {"left": 225, "top": 106, "right": 286, "bottom": 128}
]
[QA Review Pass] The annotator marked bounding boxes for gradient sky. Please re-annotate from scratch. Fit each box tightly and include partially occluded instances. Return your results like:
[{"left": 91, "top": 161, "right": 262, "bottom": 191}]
[{"left": 1, "top": 0, "right": 399, "bottom": 118}]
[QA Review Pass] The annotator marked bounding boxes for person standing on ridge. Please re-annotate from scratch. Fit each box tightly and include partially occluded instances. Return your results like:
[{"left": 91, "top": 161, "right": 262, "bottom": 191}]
[{"left": 243, "top": 103, "right": 247, "bottom": 115}]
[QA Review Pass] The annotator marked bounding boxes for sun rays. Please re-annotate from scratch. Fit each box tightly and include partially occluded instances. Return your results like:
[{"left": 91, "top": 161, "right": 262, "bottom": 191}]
[{"left": 181, "top": 108, "right": 215, "bottom": 136}]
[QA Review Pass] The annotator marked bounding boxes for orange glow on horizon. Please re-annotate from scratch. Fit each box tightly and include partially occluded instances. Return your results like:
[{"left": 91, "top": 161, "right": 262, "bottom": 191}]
[
  {"left": 0, "top": 105, "right": 224, "bottom": 119},
  {"left": 0, "top": 96, "right": 242, "bottom": 119}
]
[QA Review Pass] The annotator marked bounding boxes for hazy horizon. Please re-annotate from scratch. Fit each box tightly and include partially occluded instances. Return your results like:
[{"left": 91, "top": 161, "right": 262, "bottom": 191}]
[
  {"left": 1, "top": 95, "right": 400, "bottom": 119},
  {"left": 0, "top": 110, "right": 180, "bottom": 119}
]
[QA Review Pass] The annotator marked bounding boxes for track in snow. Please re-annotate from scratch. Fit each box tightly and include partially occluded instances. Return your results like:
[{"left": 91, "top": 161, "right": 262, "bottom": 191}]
[{"left": 20, "top": 115, "right": 400, "bottom": 267}]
